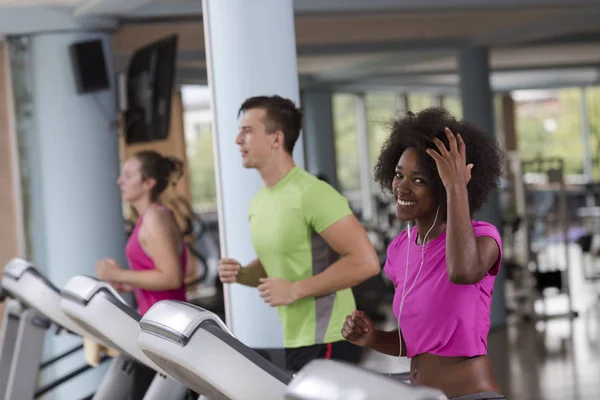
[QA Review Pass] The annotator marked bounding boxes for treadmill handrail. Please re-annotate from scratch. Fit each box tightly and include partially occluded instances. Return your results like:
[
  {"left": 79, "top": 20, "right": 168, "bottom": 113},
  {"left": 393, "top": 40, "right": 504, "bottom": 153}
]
[
  {"left": 60, "top": 275, "right": 128, "bottom": 306},
  {"left": 62, "top": 287, "right": 141, "bottom": 322},
  {"left": 201, "top": 321, "right": 294, "bottom": 385},
  {"left": 4, "top": 258, "right": 34, "bottom": 279},
  {"left": 98, "top": 290, "right": 142, "bottom": 322},
  {"left": 140, "top": 300, "right": 234, "bottom": 346},
  {"left": 3, "top": 260, "right": 60, "bottom": 295}
]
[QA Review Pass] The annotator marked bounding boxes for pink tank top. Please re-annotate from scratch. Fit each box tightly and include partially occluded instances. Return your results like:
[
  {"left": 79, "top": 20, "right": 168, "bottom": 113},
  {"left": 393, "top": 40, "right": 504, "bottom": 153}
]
[
  {"left": 125, "top": 205, "right": 188, "bottom": 315},
  {"left": 384, "top": 220, "right": 502, "bottom": 358}
]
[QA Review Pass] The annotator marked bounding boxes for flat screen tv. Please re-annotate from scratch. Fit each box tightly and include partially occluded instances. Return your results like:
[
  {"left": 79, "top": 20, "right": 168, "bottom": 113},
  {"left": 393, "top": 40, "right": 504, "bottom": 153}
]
[{"left": 124, "top": 35, "right": 178, "bottom": 144}]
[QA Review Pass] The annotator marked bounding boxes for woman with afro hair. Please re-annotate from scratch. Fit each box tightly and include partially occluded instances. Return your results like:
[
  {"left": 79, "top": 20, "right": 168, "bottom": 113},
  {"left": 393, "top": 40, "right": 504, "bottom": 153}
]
[{"left": 342, "top": 108, "right": 505, "bottom": 399}]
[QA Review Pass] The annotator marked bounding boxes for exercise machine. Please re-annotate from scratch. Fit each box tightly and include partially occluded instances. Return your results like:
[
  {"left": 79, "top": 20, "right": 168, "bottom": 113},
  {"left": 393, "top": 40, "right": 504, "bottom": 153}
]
[
  {"left": 0, "top": 297, "right": 39, "bottom": 400},
  {"left": 514, "top": 157, "right": 578, "bottom": 321},
  {"left": 59, "top": 275, "right": 190, "bottom": 400},
  {"left": 0, "top": 258, "right": 110, "bottom": 400},
  {"left": 136, "top": 300, "right": 446, "bottom": 400},
  {"left": 286, "top": 359, "right": 445, "bottom": 400},
  {"left": 137, "top": 300, "right": 292, "bottom": 399}
]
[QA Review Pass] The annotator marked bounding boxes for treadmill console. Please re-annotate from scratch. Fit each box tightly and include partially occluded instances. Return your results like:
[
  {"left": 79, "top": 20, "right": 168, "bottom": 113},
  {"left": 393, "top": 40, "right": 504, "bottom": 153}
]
[
  {"left": 61, "top": 275, "right": 127, "bottom": 306},
  {"left": 140, "top": 300, "right": 234, "bottom": 346}
]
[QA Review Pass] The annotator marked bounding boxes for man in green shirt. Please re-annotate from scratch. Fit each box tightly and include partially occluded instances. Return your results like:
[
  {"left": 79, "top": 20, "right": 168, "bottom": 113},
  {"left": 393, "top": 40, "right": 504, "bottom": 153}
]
[{"left": 218, "top": 95, "right": 380, "bottom": 372}]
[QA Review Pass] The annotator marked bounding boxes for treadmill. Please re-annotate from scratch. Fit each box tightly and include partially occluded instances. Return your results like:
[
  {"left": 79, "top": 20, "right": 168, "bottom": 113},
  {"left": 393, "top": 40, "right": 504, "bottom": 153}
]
[
  {"left": 0, "top": 258, "right": 120, "bottom": 400},
  {"left": 137, "top": 300, "right": 292, "bottom": 400},
  {"left": 59, "top": 274, "right": 190, "bottom": 400},
  {"left": 136, "top": 300, "right": 447, "bottom": 400}
]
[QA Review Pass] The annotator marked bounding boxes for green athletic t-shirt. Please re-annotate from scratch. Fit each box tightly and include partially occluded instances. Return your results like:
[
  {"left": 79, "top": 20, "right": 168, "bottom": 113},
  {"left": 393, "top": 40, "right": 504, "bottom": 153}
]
[{"left": 248, "top": 166, "right": 356, "bottom": 348}]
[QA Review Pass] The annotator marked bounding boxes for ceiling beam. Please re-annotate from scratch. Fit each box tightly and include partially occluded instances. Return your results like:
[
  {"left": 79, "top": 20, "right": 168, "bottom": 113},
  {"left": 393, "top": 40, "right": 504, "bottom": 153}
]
[
  {"left": 127, "top": 0, "right": 600, "bottom": 21},
  {"left": 174, "top": 67, "right": 320, "bottom": 88},
  {"left": 112, "top": 28, "right": 465, "bottom": 62},
  {"left": 330, "top": 83, "right": 460, "bottom": 97},
  {"left": 302, "top": 63, "right": 600, "bottom": 88},
  {"left": 128, "top": 0, "right": 201, "bottom": 19},
  {"left": 0, "top": 6, "right": 117, "bottom": 35},
  {"left": 113, "top": 49, "right": 205, "bottom": 72},
  {"left": 491, "top": 68, "right": 600, "bottom": 91},
  {"left": 131, "top": 0, "right": 600, "bottom": 18},
  {"left": 313, "top": 49, "right": 456, "bottom": 82},
  {"left": 296, "top": 39, "right": 462, "bottom": 57},
  {"left": 473, "top": 8, "right": 600, "bottom": 46},
  {"left": 327, "top": 74, "right": 600, "bottom": 95},
  {"left": 530, "top": 32, "right": 600, "bottom": 46},
  {"left": 74, "top": 0, "right": 155, "bottom": 17},
  {"left": 330, "top": 66, "right": 600, "bottom": 92},
  {"left": 293, "top": 0, "right": 600, "bottom": 14},
  {"left": 173, "top": 62, "right": 600, "bottom": 94},
  {"left": 112, "top": 28, "right": 464, "bottom": 61}
]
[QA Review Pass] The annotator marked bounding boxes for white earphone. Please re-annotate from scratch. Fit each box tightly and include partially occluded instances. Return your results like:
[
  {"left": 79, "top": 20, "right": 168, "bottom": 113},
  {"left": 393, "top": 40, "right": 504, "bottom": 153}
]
[{"left": 396, "top": 206, "right": 440, "bottom": 362}]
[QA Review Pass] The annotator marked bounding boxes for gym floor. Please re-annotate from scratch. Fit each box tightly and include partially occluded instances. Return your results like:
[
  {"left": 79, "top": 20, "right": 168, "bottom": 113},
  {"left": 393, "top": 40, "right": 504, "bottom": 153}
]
[{"left": 361, "top": 243, "right": 600, "bottom": 400}]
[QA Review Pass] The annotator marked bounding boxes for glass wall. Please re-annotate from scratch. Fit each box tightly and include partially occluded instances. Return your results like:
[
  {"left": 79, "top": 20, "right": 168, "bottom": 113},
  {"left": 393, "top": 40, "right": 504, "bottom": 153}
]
[
  {"left": 444, "top": 95, "right": 463, "bottom": 119},
  {"left": 181, "top": 85, "right": 600, "bottom": 215},
  {"left": 181, "top": 85, "right": 218, "bottom": 213},
  {"left": 332, "top": 91, "right": 442, "bottom": 199},
  {"left": 407, "top": 93, "right": 433, "bottom": 112},
  {"left": 586, "top": 87, "right": 600, "bottom": 179},
  {"left": 514, "top": 87, "right": 600, "bottom": 179},
  {"left": 332, "top": 93, "right": 360, "bottom": 193},
  {"left": 365, "top": 92, "right": 397, "bottom": 170}
]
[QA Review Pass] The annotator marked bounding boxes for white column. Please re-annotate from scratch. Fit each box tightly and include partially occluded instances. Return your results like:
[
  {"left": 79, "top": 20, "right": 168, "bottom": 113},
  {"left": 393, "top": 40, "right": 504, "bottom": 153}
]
[
  {"left": 458, "top": 46, "right": 506, "bottom": 329},
  {"left": 355, "top": 93, "right": 374, "bottom": 221},
  {"left": 202, "top": 0, "right": 304, "bottom": 348},
  {"left": 15, "top": 32, "right": 125, "bottom": 399}
]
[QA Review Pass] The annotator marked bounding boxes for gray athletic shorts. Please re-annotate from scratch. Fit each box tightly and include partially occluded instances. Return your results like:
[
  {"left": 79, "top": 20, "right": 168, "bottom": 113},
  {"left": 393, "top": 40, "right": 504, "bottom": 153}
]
[{"left": 450, "top": 392, "right": 506, "bottom": 400}]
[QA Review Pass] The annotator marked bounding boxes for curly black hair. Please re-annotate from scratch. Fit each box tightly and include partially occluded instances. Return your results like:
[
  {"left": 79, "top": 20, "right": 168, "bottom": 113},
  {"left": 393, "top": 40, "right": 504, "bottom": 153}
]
[{"left": 373, "top": 107, "right": 503, "bottom": 217}]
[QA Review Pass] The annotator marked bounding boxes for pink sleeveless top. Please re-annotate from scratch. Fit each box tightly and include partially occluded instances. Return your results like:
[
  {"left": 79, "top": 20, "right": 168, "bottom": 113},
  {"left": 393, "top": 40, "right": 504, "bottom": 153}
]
[
  {"left": 125, "top": 205, "right": 188, "bottom": 315},
  {"left": 384, "top": 220, "right": 502, "bottom": 358}
]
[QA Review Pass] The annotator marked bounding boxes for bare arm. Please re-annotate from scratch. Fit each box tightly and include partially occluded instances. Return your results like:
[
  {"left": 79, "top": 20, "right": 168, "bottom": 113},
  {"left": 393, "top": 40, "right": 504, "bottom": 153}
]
[
  {"left": 293, "top": 215, "right": 380, "bottom": 300},
  {"left": 110, "top": 282, "right": 134, "bottom": 293},
  {"left": 237, "top": 258, "right": 267, "bottom": 287},
  {"left": 445, "top": 184, "right": 500, "bottom": 284},
  {"left": 113, "top": 208, "right": 184, "bottom": 291},
  {"left": 342, "top": 309, "right": 407, "bottom": 357},
  {"left": 368, "top": 329, "right": 406, "bottom": 357},
  {"left": 428, "top": 129, "right": 500, "bottom": 285}
]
